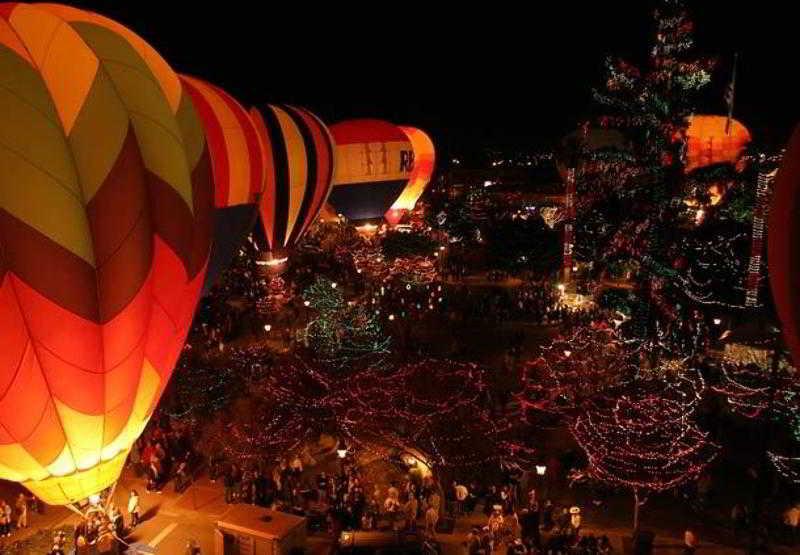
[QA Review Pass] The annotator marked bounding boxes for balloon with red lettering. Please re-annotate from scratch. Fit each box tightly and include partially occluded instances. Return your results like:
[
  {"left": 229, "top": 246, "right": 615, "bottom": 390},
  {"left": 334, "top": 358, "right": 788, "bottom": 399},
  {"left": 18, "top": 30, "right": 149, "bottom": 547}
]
[{"left": 328, "top": 119, "right": 414, "bottom": 222}]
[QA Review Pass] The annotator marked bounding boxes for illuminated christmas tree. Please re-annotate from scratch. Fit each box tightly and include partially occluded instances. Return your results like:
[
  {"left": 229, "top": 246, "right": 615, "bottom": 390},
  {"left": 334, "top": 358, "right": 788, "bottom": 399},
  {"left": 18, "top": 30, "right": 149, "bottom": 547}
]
[
  {"left": 573, "top": 0, "right": 759, "bottom": 346},
  {"left": 301, "top": 277, "right": 392, "bottom": 373}
]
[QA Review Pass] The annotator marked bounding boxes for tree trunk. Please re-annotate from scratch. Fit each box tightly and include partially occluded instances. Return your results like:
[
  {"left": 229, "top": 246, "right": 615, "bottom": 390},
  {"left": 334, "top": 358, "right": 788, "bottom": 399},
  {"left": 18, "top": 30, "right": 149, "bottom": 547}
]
[{"left": 633, "top": 489, "right": 641, "bottom": 533}]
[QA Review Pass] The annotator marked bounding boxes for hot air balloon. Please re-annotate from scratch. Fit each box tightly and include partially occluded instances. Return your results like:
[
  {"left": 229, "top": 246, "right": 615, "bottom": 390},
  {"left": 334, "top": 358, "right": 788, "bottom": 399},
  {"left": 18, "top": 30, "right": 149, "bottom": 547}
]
[
  {"left": 180, "top": 75, "right": 264, "bottom": 295},
  {"left": 385, "top": 126, "right": 435, "bottom": 226},
  {"left": 249, "top": 105, "right": 334, "bottom": 268},
  {"left": 682, "top": 115, "right": 751, "bottom": 206},
  {"left": 684, "top": 115, "right": 751, "bottom": 173},
  {"left": 328, "top": 119, "right": 414, "bottom": 223},
  {"left": 0, "top": 3, "right": 213, "bottom": 505},
  {"left": 769, "top": 124, "right": 800, "bottom": 365}
]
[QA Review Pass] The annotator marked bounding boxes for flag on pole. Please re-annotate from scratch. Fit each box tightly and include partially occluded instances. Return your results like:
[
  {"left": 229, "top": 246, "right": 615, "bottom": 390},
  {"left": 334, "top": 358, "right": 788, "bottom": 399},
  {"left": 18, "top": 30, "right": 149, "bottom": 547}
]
[{"left": 725, "top": 53, "right": 738, "bottom": 135}]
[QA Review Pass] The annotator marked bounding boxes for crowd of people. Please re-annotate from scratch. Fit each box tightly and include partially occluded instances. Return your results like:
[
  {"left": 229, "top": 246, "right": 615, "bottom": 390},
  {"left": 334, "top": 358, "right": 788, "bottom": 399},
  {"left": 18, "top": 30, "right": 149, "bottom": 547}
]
[
  {"left": 207, "top": 452, "right": 449, "bottom": 540},
  {"left": 129, "top": 417, "right": 198, "bottom": 496},
  {"left": 0, "top": 493, "right": 34, "bottom": 539},
  {"left": 455, "top": 482, "right": 614, "bottom": 555}
]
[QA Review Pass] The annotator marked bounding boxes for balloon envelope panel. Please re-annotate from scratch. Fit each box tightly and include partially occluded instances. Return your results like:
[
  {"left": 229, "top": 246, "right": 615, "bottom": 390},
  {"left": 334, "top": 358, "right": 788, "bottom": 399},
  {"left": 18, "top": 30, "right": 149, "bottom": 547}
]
[
  {"left": 0, "top": 3, "right": 212, "bottom": 504},
  {"left": 328, "top": 119, "right": 413, "bottom": 222}
]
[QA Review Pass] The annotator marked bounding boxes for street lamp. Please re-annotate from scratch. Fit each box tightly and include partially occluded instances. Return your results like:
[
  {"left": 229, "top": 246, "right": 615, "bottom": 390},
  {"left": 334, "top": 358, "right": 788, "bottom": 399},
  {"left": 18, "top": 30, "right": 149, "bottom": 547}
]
[
  {"left": 336, "top": 448, "right": 347, "bottom": 459},
  {"left": 563, "top": 350, "right": 572, "bottom": 358},
  {"left": 535, "top": 465, "right": 547, "bottom": 476},
  {"left": 713, "top": 318, "right": 722, "bottom": 325}
]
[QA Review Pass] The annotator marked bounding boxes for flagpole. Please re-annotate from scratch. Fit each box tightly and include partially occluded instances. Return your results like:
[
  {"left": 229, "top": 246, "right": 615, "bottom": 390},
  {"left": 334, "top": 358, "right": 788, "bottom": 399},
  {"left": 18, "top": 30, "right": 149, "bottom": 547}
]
[{"left": 725, "top": 52, "right": 738, "bottom": 135}]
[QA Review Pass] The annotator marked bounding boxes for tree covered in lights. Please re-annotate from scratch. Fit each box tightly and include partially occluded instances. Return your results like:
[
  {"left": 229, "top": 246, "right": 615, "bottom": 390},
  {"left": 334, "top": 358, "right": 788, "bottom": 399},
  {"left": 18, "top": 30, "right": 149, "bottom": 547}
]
[
  {"left": 517, "top": 324, "right": 639, "bottom": 420},
  {"left": 204, "top": 354, "right": 338, "bottom": 465},
  {"left": 712, "top": 361, "right": 800, "bottom": 483},
  {"left": 572, "top": 373, "right": 717, "bottom": 531},
  {"left": 301, "top": 277, "right": 392, "bottom": 373},
  {"left": 573, "top": 0, "right": 757, "bottom": 346},
  {"left": 518, "top": 324, "right": 717, "bottom": 529},
  {"left": 342, "top": 359, "right": 537, "bottom": 473},
  {"left": 203, "top": 350, "right": 537, "bottom": 475}
]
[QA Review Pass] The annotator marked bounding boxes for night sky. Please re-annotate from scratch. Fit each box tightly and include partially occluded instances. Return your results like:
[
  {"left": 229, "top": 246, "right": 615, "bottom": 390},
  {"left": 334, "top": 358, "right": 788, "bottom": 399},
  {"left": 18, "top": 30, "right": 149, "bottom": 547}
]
[{"left": 75, "top": 1, "right": 795, "bottom": 158}]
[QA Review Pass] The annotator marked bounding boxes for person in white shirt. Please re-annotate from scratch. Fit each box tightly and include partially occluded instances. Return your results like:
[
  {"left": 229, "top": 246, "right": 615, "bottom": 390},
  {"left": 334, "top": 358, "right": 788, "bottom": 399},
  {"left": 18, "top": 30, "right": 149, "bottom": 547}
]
[
  {"left": 454, "top": 483, "right": 468, "bottom": 516},
  {"left": 128, "top": 490, "right": 141, "bottom": 528}
]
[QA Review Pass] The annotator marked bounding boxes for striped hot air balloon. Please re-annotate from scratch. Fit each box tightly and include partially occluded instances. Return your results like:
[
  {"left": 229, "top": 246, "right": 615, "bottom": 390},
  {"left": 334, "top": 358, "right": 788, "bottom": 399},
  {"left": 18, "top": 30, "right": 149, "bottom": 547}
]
[
  {"left": 249, "top": 104, "right": 335, "bottom": 264},
  {"left": 328, "top": 119, "right": 414, "bottom": 223},
  {"left": 180, "top": 75, "right": 264, "bottom": 295},
  {"left": 0, "top": 3, "right": 213, "bottom": 505},
  {"left": 386, "top": 126, "right": 435, "bottom": 225}
]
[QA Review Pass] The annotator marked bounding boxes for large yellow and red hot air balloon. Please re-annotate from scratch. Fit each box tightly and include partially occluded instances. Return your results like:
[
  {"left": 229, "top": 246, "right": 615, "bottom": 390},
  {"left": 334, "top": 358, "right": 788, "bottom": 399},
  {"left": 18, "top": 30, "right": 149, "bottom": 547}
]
[
  {"left": 328, "top": 119, "right": 414, "bottom": 222},
  {"left": 0, "top": 4, "right": 213, "bottom": 505},
  {"left": 769, "top": 124, "right": 800, "bottom": 365},
  {"left": 385, "top": 126, "right": 435, "bottom": 226},
  {"left": 249, "top": 105, "right": 335, "bottom": 263},
  {"left": 180, "top": 75, "right": 264, "bottom": 295}
]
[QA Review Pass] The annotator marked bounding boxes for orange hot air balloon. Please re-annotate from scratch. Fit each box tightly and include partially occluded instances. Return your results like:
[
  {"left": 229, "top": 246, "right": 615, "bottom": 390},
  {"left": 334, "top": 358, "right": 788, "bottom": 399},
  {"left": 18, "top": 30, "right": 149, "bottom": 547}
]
[
  {"left": 681, "top": 115, "right": 751, "bottom": 207},
  {"left": 250, "top": 105, "right": 335, "bottom": 262},
  {"left": 769, "top": 124, "right": 800, "bottom": 365},
  {"left": 0, "top": 4, "right": 213, "bottom": 505},
  {"left": 180, "top": 75, "right": 264, "bottom": 295},
  {"left": 684, "top": 115, "right": 751, "bottom": 173},
  {"left": 328, "top": 119, "right": 414, "bottom": 222},
  {"left": 386, "top": 126, "right": 435, "bottom": 226}
]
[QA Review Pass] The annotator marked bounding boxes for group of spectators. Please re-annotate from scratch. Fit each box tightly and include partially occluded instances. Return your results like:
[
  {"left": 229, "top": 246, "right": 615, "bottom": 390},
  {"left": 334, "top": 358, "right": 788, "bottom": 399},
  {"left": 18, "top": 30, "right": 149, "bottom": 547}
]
[
  {"left": 0, "top": 493, "right": 34, "bottom": 538},
  {"left": 457, "top": 480, "right": 613, "bottom": 555},
  {"left": 69, "top": 500, "right": 125, "bottom": 555},
  {"left": 129, "top": 418, "right": 197, "bottom": 495},
  {"left": 209, "top": 453, "right": 449, "bottom": 540}
]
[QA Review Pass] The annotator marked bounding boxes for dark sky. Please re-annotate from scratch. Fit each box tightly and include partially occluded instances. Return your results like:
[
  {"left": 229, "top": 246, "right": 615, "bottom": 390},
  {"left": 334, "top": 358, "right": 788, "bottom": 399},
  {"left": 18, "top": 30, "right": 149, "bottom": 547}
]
[{"left": 74, "top": 1, "right": 795, "bottom": 157}]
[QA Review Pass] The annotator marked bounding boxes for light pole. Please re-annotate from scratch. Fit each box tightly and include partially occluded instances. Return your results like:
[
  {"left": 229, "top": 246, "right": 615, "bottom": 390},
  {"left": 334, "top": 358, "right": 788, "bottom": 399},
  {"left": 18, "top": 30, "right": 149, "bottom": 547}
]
[
  {"left": 535, "top": 464, "right": 547, "bottom": 502},
  {"left": 336, "top": 446, "right": 348, "bottom": 476}
]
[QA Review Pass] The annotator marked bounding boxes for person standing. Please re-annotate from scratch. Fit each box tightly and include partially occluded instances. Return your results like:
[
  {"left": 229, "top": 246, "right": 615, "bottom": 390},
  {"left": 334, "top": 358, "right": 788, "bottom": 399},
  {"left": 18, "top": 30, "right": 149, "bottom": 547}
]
[
  {"left": 731, "top": 503, "right": 747, "bottom": 540},
  {"left": 405, "top": 495, "right": 419, "bottom": 531},
  {"left": 454, "top": 482, "right": 468, "bottom": 517},
  {"left": 0, "top": 499, "right": 10, "bottom": 537},
  {"left": 569, "top": 506, "right": 581, "bottom": 538},
  {"left": 128, "top": 490, "right": 141, "bottom": 529},
  {"left": 425, "top": 505, "right": 439, "bottom": 538},
  {"left": 223, "top": 466, "right": 235, "bottom": 504},
  {"left": 520, "top": 501, "right": 540, "bottom": 548},
  {"left": 684, "top": 527, "right": 698, "bottom": 555},
  {"left": 542, "top": 499, "right": 554, "bottom": 531},
  {"left": 15, "top": 493, "right": 28, "bottom": 529},
  {"left": 784, "top": 503, "right": 800, "bottom": 545}
]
